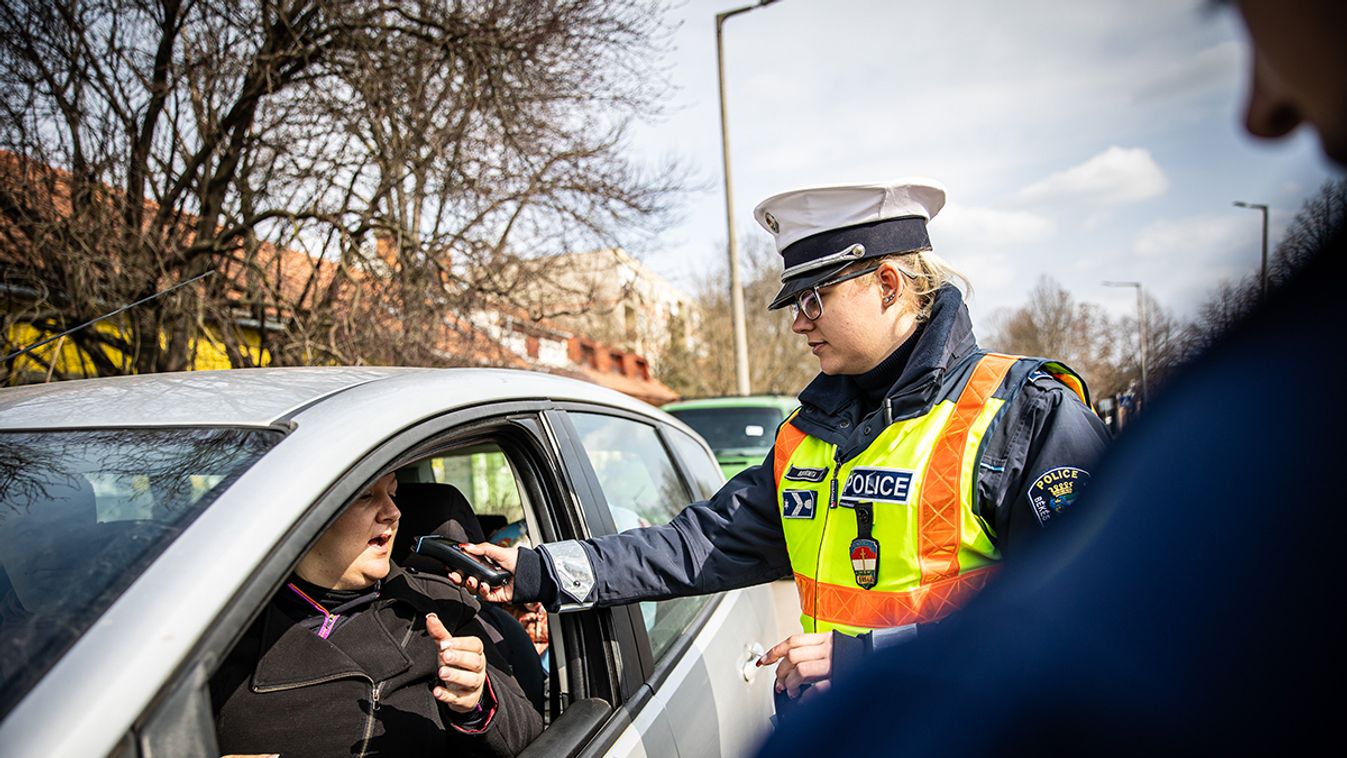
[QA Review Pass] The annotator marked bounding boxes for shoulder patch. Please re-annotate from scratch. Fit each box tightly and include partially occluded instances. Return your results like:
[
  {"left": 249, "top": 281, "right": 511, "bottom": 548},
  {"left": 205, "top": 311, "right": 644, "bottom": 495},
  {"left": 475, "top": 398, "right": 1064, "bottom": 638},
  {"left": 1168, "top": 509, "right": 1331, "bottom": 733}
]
[
  {"left": 781, "top": 490, "right": 818, "bottom": 519},
  {"left": 1027, "top": 466, "right": 1089, "bottom": 526},
  {"left": 784, "top": 465, "right": 828, "bottom": 483}
]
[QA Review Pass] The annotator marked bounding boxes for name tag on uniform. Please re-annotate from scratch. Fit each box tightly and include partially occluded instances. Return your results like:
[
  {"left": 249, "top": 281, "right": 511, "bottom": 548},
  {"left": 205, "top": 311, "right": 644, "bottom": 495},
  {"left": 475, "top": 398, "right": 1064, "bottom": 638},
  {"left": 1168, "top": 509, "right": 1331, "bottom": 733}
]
[
  {"left": 782, "top": 490, "right": 818, "bottom": 519},
  {"left": 784, "top": 465, "right": 827, "bottom": 483},
  {"left": 840, "top": 467, "right": 914, "bottom": 505}
]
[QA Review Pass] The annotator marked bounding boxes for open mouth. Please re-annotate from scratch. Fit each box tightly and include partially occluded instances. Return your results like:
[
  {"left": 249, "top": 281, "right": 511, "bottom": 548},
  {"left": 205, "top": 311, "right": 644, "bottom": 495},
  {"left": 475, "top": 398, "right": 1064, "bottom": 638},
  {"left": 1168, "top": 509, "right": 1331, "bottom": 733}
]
[{"left": 368, "top": 533, "right": 392, "bottom": 549}]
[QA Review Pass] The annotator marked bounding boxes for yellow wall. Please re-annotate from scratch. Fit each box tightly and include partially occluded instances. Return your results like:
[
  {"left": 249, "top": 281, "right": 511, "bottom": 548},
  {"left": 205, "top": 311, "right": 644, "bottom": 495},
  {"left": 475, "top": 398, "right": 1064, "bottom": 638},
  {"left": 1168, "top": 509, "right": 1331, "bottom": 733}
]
[{"left": 5, "top": 318, "right": 270, "bottom": 381}]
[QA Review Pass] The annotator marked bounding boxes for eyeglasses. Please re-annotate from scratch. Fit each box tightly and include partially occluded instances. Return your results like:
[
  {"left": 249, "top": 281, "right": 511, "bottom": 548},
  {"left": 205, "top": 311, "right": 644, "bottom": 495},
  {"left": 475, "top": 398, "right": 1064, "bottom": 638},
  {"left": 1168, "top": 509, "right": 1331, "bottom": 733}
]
[{"left": 791, "top": 264, "right": 882, "bottom": 321}]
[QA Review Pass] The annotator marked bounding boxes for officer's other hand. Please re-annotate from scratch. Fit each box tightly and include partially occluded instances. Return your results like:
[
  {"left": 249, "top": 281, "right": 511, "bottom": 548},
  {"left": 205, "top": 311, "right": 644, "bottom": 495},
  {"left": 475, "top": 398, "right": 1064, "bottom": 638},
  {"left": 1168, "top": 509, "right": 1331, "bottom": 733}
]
[
  {"left": 757, "top": 632, "right": 833, "bottom": 700},
  {"left": 446, "top": 542, "right": 517, "bottom": 603},
  {"left": 426, "top": 612, "right": 487, "bottom": 712}
]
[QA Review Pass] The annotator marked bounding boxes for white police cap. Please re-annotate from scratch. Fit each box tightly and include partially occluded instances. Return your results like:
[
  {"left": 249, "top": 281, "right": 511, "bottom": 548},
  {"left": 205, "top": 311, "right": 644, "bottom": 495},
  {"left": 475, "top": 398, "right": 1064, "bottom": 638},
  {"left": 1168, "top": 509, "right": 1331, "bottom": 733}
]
[{"left": 753, "top": 178, "right": 946, "bottom": 310}]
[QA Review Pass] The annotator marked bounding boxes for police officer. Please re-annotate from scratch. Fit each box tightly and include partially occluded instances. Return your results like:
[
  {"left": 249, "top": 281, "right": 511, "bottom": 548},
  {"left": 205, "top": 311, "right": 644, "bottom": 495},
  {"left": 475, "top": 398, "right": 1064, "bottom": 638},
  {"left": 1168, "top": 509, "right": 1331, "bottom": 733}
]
[
  {"left": 457, "top": 178, "right": 1110, "bottom": 706},
  {"left": 758, "top": 2, "right": 1347, "bottom": 752}
]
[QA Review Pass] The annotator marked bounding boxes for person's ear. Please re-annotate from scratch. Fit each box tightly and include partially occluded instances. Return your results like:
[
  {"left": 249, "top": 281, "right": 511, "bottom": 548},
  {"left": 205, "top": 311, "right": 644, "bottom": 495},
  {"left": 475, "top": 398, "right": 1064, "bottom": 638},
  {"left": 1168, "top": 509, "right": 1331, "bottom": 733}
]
[{"left": 876, "top": 263, "right": 903, "bottom": 307}]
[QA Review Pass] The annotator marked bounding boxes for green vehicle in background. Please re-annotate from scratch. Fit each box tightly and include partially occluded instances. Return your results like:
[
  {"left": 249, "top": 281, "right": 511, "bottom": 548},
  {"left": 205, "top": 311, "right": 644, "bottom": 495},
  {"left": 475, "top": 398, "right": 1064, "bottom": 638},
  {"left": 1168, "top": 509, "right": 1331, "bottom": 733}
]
[{"left": 662, "top": 395, "right": 799, "bottom": 479}]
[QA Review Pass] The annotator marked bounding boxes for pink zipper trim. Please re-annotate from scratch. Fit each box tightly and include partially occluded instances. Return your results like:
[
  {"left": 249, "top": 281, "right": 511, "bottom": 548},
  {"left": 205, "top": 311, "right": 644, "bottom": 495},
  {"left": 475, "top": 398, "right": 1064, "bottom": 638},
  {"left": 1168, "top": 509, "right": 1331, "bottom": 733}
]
[{"left": 287, "top": 582, "right": 339, "bottom": 639}]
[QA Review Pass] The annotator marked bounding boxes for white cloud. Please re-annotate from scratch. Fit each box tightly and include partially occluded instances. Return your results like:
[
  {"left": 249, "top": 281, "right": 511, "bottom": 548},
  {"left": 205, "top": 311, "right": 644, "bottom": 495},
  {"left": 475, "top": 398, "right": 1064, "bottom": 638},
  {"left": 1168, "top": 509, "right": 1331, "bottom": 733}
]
[
  {"left": 1132, "top": 214, "right": 1243, "bottom": 260},
  {"left": 1133, "top": 41, "right": 1243, "bottom": 104},
  {"left": 1116, "top": 214, "right": 1261, "bottom": 318},
  {"left": 1016, "top": 147, "right": 1170, "bottom": 207},
  {"left": 932, "top": 203, "right": 1055, "bottom": 246}
]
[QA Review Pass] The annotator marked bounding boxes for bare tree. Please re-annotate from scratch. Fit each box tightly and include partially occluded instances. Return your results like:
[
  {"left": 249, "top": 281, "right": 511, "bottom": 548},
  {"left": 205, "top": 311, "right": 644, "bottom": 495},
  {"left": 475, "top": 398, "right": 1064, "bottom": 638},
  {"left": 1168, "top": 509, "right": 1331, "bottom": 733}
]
[
  {"left": 1269, "top": 178, "right": 1346, "bottom": 285},
  {"left": 985, "top": 275, "right": 1183, "bottom": 399},
  {"left": 659, "top": 236, "right": 814, "bottom": 398},
  {"left": 986, "top": 276, "right": 1112, "bottom": 390},
  {"left": 1181, "top": 177, "right": 1347, "bottom": 360},
  {"left": 0, "top": 0, "right": 680, "bottom": 383}
]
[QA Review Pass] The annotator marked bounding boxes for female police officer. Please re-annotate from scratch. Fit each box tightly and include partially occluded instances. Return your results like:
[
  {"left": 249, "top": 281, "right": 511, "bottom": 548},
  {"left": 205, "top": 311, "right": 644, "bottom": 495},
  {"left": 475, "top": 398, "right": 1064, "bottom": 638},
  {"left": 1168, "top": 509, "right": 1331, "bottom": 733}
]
[{"left": 457, "top": 178, "right": 1109, "bottom": 707}]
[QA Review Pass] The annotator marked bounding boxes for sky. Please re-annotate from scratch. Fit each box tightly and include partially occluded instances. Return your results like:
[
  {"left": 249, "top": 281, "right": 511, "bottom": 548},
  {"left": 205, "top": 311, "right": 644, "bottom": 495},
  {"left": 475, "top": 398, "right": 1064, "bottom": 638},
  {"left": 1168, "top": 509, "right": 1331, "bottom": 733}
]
[{"left": 622, "top": 0, "right": 1339, "bottom": 331}]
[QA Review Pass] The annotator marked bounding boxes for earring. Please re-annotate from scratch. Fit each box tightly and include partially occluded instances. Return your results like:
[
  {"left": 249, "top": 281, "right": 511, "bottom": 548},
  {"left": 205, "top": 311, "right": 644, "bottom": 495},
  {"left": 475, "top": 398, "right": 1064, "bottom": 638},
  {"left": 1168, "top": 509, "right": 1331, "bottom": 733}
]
[{"left": 883, "top": 292, "right": 896, "bottom": 305}]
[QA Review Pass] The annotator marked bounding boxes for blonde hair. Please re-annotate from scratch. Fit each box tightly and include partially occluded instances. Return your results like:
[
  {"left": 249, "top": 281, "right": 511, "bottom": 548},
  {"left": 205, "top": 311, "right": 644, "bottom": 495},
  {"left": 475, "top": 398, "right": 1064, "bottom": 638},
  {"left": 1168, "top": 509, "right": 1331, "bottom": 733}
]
[{"left": 842, "top": 250, "right": 971, "bottom": 322}]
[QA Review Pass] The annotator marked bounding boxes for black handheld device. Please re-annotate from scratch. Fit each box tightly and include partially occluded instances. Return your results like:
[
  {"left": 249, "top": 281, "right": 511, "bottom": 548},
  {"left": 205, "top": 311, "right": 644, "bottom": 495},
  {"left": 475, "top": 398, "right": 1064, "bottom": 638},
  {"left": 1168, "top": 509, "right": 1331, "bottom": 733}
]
[{"left": 413, "top": 535, "right": 512, "bottom": 587}]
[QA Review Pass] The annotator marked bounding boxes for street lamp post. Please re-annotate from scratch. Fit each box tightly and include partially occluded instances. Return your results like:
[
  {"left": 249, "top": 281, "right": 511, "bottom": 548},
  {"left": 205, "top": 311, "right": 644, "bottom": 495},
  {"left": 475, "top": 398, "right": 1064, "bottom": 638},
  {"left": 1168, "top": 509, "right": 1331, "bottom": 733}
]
[
  {"left": 1233, "top": 200, "right": 1270, "bottom": 302},
  {"left": 1103, "top": 280, "right": 1148, "bottom": 410},
  {"left": 716, "top": 0, "right": 781, "bottom": 396}
]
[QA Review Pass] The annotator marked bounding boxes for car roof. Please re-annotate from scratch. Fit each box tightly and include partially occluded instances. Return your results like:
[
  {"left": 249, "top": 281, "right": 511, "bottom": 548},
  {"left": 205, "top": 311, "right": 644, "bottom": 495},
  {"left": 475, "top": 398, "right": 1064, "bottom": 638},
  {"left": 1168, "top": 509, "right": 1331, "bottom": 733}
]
[
  {"left": 662, "top": 394, "right": 799, "bottom": 412},
  {"left": 0, "top": 366, "right": 667, "bottom": 430}
]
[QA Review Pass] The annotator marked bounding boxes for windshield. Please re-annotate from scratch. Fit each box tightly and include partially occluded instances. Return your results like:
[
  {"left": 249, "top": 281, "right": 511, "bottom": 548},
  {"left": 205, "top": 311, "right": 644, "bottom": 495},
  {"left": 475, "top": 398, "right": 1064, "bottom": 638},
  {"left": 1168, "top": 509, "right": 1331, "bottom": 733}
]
[
  {"left": 667, "top": 407, "right": 787, "bottom": 455},
  {"left": 0, "top": 427, "right": 280, "bottom": 718}
]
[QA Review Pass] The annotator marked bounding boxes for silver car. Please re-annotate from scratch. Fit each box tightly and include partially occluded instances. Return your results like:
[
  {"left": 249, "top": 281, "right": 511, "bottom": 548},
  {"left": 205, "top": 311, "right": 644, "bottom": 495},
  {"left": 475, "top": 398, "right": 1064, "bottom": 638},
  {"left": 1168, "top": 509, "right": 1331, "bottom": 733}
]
[{"left": 0, "top": 367, "right": 786, "bottom": 757}]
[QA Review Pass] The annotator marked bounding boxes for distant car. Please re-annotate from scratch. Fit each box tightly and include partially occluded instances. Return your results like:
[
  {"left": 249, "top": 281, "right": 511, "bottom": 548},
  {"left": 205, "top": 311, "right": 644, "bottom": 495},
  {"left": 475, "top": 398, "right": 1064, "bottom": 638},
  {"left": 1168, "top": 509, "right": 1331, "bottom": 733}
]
[
  {"left": 0, "top": 368, "right": 787, "bottom": 757},
  {"left": 662, "top": 395, "right": 799, "bottom": 478}
]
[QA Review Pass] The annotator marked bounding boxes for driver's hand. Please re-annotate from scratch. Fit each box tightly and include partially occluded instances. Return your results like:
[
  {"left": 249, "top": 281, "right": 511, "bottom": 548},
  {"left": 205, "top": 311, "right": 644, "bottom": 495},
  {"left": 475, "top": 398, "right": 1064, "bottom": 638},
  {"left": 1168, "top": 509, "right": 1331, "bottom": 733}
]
[
  {"left": 426, "top": 613, "right": 487, "bottom": 712},
  {"left": 446, "top": 543, "right": 518, "bottom": 603}
]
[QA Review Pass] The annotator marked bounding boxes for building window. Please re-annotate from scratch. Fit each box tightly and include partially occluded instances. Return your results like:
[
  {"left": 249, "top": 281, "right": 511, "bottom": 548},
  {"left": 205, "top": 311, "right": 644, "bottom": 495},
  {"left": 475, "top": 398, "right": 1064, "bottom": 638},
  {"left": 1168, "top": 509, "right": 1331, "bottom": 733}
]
[
  {"left": 624, "top": 303, "right": 638, "bottom": 343},
  {"left": 609, "top": 351, "right": 624, "bottom": 373}
]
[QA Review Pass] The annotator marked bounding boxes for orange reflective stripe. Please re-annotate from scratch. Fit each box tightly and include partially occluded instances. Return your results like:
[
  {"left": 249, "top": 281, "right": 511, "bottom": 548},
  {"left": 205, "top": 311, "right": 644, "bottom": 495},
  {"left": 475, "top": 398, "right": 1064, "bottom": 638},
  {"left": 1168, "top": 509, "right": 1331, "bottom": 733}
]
[
  {"left": 795, "top": 567, "right": 999, "bottom": 628},
  {"left": 917, "top": 353, "right": 1017, "bottom": 583},
  {"left": 773, "top": 414, "right": 809, "bottom": 484},
  {"left": 1047, "top": 370, "right": 1089, "bottom": 407}
]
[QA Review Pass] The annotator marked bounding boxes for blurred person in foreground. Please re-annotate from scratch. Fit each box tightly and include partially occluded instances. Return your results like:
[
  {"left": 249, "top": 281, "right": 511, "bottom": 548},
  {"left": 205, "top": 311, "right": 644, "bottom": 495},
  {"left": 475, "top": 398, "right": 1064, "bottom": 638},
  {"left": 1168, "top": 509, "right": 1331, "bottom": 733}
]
[
  {"left": 453, "top": 178, "right": 1108, "bottom": 713},
  {"left": 210, "top": 473, "right": 542, "bottom": 757},
  {"left": 757, "top": 1, "right": 1347, "bottom": 753}
]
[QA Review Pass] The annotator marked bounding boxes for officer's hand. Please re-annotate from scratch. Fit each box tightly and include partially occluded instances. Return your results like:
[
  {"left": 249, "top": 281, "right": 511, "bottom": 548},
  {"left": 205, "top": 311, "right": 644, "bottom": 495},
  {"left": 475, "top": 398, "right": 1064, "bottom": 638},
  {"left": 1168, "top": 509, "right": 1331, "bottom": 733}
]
[
  {"left": 445, "top": 543, "right": 517, "bottom": 603},
  {"left": 757, "top": 632, "right": 833, "bottom": 700},
  {"left": 426, "top": 613, "right": 487, "bottom": 713}
]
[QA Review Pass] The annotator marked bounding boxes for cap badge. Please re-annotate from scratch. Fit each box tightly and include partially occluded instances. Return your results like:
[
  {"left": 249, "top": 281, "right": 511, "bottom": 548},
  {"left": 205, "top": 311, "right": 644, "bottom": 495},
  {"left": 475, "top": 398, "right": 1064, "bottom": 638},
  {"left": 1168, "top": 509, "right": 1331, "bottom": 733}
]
[{"left": 764, "top": 210, "right": 780, "bottom": 234}]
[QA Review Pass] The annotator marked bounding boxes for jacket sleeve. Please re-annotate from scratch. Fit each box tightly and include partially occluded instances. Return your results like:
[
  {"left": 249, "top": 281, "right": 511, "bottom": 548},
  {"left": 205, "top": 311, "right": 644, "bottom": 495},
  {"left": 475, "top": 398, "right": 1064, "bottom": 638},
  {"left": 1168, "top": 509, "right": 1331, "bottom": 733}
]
[
  {"left": 516, "top": 450, "right": 792, "bottom": 611},
  {"left": 977, "top": 370, "right": 1111, "bottom": 557},
  {"left": 441, "top": 601, "right": 545, "bottom": 757}
]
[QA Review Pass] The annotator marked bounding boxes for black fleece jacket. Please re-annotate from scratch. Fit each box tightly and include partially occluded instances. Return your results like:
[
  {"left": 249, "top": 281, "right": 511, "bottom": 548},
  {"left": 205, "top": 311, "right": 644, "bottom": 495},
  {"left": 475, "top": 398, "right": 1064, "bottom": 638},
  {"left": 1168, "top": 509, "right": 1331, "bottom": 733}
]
[{"left": 211, "top": 564, "right": 542, "bottom": 758}]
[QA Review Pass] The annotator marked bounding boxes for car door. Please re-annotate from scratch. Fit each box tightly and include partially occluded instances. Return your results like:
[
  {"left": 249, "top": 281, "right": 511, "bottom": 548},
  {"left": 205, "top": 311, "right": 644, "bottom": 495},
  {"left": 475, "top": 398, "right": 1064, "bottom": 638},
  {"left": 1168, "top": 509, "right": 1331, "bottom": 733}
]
[
  {"left": 552, "top": 406, "right": 780, "bottom": 758},
  {"left": 122, "top": 402, "right": 641, "bottom": 757}
]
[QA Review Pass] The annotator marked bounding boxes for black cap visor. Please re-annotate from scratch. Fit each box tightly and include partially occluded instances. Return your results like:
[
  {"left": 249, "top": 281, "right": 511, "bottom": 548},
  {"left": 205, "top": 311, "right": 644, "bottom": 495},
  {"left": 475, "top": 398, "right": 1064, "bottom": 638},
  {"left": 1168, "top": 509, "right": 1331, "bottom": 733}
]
[
  {"left": 768, "top": 260, "right": 853, "bottom": 311},
  {"left": 768, "top": 215, "right": 931, "bottom": 311}
]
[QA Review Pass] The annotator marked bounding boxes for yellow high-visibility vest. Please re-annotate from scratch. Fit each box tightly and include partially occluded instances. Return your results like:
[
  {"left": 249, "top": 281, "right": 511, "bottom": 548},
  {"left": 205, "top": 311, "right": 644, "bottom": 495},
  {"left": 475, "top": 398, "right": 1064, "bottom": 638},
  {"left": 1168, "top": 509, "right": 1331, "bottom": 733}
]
[{"left": 773, "top": 353, "right": 1088, "bottom": 636}]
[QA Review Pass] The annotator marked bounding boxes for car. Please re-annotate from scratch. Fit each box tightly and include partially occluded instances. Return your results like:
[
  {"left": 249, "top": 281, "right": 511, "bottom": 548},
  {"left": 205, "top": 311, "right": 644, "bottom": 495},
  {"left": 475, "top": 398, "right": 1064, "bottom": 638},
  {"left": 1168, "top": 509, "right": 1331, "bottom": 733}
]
[
  {"left": 662, "top": 396, "right": 799, "bottom": 478},
  {"left": 0, "top": 367, "right": 790, "bottom": 757}
]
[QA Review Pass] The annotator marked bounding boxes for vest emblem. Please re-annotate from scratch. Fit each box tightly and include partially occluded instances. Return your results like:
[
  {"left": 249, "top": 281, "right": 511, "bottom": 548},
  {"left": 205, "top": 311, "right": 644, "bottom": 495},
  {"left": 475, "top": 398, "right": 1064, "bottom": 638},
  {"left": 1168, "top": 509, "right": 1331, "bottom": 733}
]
[
  {"left": 782, "top": 490, "right": 818, "bottom": 519},
  {"left": 849, "top": 538, "right": 879, "bottom": 589}
]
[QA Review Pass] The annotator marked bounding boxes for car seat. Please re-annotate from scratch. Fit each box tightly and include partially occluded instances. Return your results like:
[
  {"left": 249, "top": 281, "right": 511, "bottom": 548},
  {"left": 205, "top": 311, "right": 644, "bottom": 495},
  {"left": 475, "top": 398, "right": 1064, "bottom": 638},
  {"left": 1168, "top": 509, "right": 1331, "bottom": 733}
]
[{"left": 391, "top": 481, "right": 546, "bottom": 714}]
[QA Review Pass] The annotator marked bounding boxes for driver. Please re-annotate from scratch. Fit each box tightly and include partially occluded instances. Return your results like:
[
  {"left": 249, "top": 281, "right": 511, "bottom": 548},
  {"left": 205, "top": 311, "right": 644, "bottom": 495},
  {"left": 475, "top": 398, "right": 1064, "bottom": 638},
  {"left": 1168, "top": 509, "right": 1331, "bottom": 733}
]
[{"left": 210, "top": 473, "right": 542, "bottom": 757}]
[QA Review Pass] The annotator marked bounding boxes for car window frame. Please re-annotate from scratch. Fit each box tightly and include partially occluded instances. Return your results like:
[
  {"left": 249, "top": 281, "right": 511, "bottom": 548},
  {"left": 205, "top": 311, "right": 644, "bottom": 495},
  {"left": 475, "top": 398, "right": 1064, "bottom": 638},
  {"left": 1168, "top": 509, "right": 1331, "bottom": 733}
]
[
  {"left": 129, "top": 401, "right": 638, "bottom": 756},
  {"left": 547, "top": 404, "right": 732, "bottom": 693}
]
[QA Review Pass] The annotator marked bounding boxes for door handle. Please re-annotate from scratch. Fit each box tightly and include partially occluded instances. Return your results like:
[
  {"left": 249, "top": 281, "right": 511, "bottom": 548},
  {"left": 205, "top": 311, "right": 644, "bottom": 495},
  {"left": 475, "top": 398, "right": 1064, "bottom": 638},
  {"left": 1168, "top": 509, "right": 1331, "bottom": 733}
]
[{"left": 740, "top": 642, "right": 766, "bottom": 682}]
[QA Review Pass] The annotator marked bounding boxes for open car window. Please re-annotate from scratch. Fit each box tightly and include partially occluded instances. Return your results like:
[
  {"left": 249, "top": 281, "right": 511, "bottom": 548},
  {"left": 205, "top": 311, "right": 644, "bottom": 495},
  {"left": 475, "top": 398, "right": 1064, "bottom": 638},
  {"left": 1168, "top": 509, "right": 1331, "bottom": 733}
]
[{"left": 420, "top": 443, "right": 529, "bottom": 546}]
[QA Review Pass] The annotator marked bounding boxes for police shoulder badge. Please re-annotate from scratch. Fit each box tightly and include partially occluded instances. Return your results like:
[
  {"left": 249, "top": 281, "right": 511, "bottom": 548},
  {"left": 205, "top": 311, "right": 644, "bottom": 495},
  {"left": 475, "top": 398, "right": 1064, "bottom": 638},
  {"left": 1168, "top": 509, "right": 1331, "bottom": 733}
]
[{"left": 1027, "top": 466, "right": 1090, "bottom": 526}]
